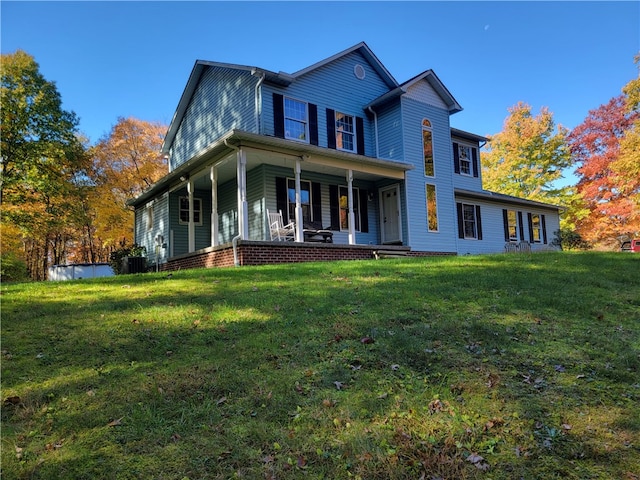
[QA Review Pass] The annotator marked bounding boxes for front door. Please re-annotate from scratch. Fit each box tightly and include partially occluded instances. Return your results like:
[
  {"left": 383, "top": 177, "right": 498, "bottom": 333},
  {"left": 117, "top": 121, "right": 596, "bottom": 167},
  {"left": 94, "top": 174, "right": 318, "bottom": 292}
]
[{"left": 380, "top": 184, "right": 402, "bottom": 244}]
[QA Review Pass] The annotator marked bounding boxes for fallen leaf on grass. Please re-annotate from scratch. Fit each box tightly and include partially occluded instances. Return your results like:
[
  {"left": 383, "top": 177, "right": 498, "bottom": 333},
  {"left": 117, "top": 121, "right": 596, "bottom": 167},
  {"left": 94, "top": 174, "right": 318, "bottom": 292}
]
[
  {"left": 297, "top": 456, "right": 307, "bottom": 468},
  {"left": 467, "top": 453, "right": 490, "bottom": 470},
  {"left": 3, "top": 396, "right": 22, "bottom": 406},
  {"left": 333, "top": 381, "right": 345, "bottom": 390},
  {"left": 360, "top": 337, "right": 375, "bottom": 344},
  {"left": 107, "top": 418, "right": 123, "bottom": 427},
  {"left": 216, "top": 396, "right": 227, "bottom": 406}
]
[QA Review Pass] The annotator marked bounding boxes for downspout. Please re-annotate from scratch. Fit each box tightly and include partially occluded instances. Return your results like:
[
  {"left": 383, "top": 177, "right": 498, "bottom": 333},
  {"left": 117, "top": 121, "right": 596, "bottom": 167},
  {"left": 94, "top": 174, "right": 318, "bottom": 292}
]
[
  {"left": 367, "top": 106, "right": 379, "bottom": 158},
  {"left": 225, "top": 139, "right": 242, "bottom": 266},
  {"left": 252, "top": 70, "right": 266, "bottom": 134}
]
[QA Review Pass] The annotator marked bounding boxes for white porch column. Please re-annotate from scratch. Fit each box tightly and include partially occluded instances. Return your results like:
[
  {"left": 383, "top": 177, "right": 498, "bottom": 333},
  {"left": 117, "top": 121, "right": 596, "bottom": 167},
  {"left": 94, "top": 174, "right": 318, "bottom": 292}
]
[
  {"left": 210, "top": 165, "right": 219, "bottom": 247},
  {"left": 347, "top": 169, "right": 355, "bottom": 245},
  {"left": 237, "top": 148, "right": 249, "bottom": 240},
  {"left": 187, "top": 178, "right": 195, "bottom": 252},
  {"left": 294, "top": 159, "right": 304, "bottom": 242}
]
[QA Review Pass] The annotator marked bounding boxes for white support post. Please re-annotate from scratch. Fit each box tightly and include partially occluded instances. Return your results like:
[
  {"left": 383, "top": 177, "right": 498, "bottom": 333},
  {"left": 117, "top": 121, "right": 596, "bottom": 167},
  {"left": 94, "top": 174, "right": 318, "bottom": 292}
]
[
  {"left": 210, "top": 165, "right": 219, "bottom": 247},
  {"left": 347, "top": 169, "right": 355, "bottom": 245},
  {"left": 294, "top": 159, "right": 304, "bottom": 242},
  {"left": 188, "top": 178, "right": 195, "bottom": 252},
  {"left": 237, "top": 148, "right": 249, "bottom": 240}
]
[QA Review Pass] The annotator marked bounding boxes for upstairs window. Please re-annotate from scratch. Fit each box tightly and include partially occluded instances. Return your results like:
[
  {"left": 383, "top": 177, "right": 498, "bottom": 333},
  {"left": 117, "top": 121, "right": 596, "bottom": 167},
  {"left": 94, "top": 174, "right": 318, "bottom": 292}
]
[
  {"left": 284, "top": 97, "right": 308, "bottom": 142},
  {"left": 453, "top": 142, "right": 479, "bottom": 177},
  {"left": 179, "top": 197, "right": 202, "bottom": 225},
  {"left": 335, "top": 112, "right": 355, "bottom": 152},
  {"left": 422, "top": 119, "right": 434, "bottom": 177},
  {"left": 458, "top": 144, "right": 472, "bottom": 176}
]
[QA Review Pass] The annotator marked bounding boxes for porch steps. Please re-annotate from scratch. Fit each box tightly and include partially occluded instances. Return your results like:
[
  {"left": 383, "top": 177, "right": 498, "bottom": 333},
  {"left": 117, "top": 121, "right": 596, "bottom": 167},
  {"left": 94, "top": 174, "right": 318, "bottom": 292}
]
[{"left": 373, "top": 249, "right": 410, "bottom": 260}]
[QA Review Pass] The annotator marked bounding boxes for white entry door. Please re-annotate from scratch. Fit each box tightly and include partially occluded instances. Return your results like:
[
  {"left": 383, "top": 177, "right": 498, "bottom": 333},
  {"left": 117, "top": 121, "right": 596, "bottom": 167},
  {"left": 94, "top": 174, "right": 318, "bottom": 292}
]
[{"left": 380, "top": 184, "right": 402, "bottom": 244}]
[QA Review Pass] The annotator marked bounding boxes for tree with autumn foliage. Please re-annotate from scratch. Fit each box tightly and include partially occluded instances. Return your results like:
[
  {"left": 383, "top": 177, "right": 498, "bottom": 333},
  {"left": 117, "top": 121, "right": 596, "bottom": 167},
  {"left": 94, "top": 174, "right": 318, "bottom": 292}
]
[
  {"left": 78, "top": 117, "right": 167, "bottom": 261},
  {"left": 1, "top": 50, "right": 89, "bottom": 280},
  {"left": 568, "top": 59, "right": 640, "bottom": 247},
  {"left": 482, "top": 102, "right": 572, "bottom": 204}
]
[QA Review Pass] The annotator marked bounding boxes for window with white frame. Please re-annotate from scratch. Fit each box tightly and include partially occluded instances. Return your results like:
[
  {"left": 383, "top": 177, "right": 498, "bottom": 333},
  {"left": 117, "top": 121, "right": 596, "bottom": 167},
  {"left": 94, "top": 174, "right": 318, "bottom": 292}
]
[
  {"left": 146, "top": 204, "right": 154, "bottom": 231},
  {"left": 531, "top": 213, "right": 542, "bottom": 243},
  {"left": 287, "top": 178, "right": 312, "bottom": 224},
  {"left": 507, "top": 210, "right": 518, "bottom": 241},
  {"left": 179, "top": 197, "right": 202, "bottom": 225},
  {"left": 458, "top": 144, "right": 473, "bottom": 176},
  {"left": 462, "top": 203, "right": 478, "bottom": 239},
  {"left": 422, "top": 119, "right": 434, "bottom": 177},
  {"left": 335, "top": 112, "right": 355, "bottom": 152},
  {"left": 339, "top": 186, "right": 360, "bottom": 231},
  {"left": 426, "top": 184, "right": 438, "bottom": 232},
  {"left": 284, "top": 97, "right": 308, "bottom": 142}
]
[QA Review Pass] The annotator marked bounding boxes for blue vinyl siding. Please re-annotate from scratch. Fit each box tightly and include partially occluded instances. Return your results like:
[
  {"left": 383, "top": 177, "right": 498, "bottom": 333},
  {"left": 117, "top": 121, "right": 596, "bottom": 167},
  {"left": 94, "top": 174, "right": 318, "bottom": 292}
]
[
  {"left": 376, "top": 101, "right": 403, "bottom": 161},
  {"left": 263, "top": 51, "right": 390, "bottom": 156},
  {"left": 134, "top": 192, "right": 169, "bottom": 266},
  {"left": 168, "top": 189, "right": 212, "bottom": 256},
  {"left": 170, "top": 68, "right": 258, "bottom": 170},
  {"left": 400, "top": 96, "right": 457, "bottom": 252}
]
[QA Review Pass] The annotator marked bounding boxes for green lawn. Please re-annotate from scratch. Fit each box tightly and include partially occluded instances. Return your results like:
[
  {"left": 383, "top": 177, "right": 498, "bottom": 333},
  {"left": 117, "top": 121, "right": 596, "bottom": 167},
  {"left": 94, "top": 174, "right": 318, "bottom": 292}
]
[{"left": 2, "top": 252, "right": 639, "bottom": 479}]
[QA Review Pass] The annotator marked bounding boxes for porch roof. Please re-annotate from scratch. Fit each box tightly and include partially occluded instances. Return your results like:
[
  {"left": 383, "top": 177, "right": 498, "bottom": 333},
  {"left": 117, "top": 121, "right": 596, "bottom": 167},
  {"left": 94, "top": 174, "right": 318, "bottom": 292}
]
[{"left": 129, "top": 130, "right": 413, "bottom": 207}]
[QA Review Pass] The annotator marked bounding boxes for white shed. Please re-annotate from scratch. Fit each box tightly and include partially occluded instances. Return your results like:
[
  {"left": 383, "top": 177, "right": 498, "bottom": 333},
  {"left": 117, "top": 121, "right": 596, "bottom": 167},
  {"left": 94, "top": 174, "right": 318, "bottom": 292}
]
[{"left": 48, "top": 263, "right": 114, "bottom": 281}]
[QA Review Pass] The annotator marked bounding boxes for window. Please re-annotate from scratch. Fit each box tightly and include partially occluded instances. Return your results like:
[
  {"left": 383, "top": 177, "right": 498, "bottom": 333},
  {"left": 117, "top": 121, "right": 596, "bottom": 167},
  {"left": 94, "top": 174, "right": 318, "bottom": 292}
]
[
  {"left": 458, "top": 144, "right": 472, "bottom": 175},
  {"left": 146, "top": 204, "right": 154, "bottom": 231},
  {"left": 457, "top": 202, "right": 482, "bottom": 240},
  {"left": 426, "top": 184, "right": 438, "bottom": 232},
  {"left": 339, "top": 186, "right": 360, "bottom": 231},
  {"left": 179, "top": 197, "right": 202, "bottom": 225},
  {"left": 335, "top": 112, "right": 355, "bottom": 152},
  {"left": 284, "top": 97, "right": 308, "bottom": 142},
  {"left": 287, "top": 179, "right": 312, "bottom": 224},
  {"left": 422, "top": 119, "right": 434, "bottom": 177},
  {"left": 506, "top": 210, "right": 518, "bottom": 241},
  {"left": 531, "top": 213, "right": 542, "bottom": 243}
]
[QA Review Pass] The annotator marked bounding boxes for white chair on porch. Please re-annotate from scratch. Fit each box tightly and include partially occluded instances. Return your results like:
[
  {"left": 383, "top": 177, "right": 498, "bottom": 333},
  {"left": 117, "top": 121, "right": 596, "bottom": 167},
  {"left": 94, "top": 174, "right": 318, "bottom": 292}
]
[{"left": 267, "top": 209, "right": 296, "bottom": 241}]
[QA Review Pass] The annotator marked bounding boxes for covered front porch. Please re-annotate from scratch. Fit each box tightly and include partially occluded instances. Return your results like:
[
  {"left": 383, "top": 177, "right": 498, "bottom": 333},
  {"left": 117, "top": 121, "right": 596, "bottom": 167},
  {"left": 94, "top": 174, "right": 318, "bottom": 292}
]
[{"left": 139, "top": 130, "right": 415, "bottom": 268}]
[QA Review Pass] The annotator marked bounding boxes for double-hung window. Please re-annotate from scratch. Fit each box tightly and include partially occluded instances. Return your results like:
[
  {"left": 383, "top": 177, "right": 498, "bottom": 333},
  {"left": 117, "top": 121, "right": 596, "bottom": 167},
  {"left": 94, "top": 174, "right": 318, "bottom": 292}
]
[
  {"left": 284, "top": 97, "right": 308, "bottom": 142},
  {"left": 335, "top": 112, "right": 355, "bottom": 152},
  {"left": 507, "top": 210, "right": 518, "bottom": 241},
  {"left": 339, "top": 186, "right": 360, "bottom": 231},
  {"left": 179, "top": 197, "right": 202, "bottom": 225},
  {"left": 287, "top": 178, "right": 312, "bottom": 224},
  {"left": 458, "top": 144, "right": 473, "bottom": 176},
  {"left": 531, "top": 213, "right": 542, "bottom": 243},
  {"left": 457, "top": 202, "right": 482, "bottom": 240}
]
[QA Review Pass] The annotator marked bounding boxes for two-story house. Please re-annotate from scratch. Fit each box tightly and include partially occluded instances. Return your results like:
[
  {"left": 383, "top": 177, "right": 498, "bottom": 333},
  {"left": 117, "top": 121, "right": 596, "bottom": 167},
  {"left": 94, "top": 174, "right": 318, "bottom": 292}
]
[{"left": 129, "top": 42, "right": 561, "bottom": 270}]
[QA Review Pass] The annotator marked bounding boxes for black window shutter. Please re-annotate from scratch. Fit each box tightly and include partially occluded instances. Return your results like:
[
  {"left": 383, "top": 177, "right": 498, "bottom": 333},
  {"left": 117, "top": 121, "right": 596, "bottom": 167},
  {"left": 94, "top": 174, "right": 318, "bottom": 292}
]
[
  {"left": 275, "top": 177, "right": 287, "bottom": 215},
  {"left": 273, "top": 93, "right": 284, "bottom": 138},
  {"left": 453, "top": 143, "right": 460, "bottom": 174},
  {"left": 358, "top": 189, "right": 369, "bottom": 233},
  {"left": 502, "top": 209, "right": 510, "bottom": 242},
  {"left": 329, "top": 185, "right": 339, "bottom": 230},
  {"left": 527, "top": 213, "right": 534, "bottom": 243},
  {"left": 541, "top": 214, "right": 548, "bottom": 244},
  {"left": 518, "top": 211, "right": 525, "bottom": 241},
  {"left": 309, "top": 103, "right": 318, "bottom": 146},
  {"left": 475, "top": 205, "right": 483, "bottom": 240},
  {"left": 356, "top": 116, "right": 365, "bottom": 155},
  {"left": 312, "top": 182, "right": 322, "bottom": 224},
  {"left": 472, "top": 147, "right": 479, "bottom": 177},
  {"left": 326, "top": 109, "right": 336, "bottom": 149},
  {"left": 456, "top": 202, "right": 464, "bottom": 239}
]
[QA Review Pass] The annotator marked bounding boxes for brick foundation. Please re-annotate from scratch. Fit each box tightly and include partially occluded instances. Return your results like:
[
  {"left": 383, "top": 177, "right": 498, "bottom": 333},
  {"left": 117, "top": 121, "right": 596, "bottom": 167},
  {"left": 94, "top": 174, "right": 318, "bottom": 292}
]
[{"left": 159, "top": 240, "right": 455, "bottom": 271}]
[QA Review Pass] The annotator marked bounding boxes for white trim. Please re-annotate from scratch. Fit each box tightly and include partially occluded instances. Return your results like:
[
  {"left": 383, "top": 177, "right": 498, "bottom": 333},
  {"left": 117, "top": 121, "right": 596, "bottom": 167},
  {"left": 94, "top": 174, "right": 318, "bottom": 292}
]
[
  {"left": 379, "top": 184, "right": 402, "bottom": 244},
  {"left": 422, "top": 118, "right": 435, "bottom": 178},
  {"left": 178, "top": 196, "right": 203, "bottom": 226},
  {"left": 460, "top": 202, "right": 478, "bottom": 240},
  {"left": 426, "top": 183, "right": 439, "bottom": 233},
  {"left": 335, "top": 111, "right": 356, "bottom": 153},
  {"left": 338, "top": 184, "right": 360, "bottom": 233}
]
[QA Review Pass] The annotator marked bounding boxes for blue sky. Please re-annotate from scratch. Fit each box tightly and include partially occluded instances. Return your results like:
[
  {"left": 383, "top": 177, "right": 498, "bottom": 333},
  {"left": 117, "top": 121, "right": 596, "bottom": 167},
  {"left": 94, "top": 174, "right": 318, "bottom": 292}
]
[{"left": 2, "top": 1, "right": 639, "bottom": 156}]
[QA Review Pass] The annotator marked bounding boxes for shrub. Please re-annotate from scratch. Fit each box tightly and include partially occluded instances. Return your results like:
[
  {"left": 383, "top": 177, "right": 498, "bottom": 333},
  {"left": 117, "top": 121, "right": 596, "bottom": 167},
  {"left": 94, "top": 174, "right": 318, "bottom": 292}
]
[
  {"left": 109, "top": 244, "right": 147, "bottom": 275},
  {"left": 0, "top": 252, "right": 29, "bottom": 283},
  {"left": 552, "top": 229, "right": 591, "bottom": 251}
]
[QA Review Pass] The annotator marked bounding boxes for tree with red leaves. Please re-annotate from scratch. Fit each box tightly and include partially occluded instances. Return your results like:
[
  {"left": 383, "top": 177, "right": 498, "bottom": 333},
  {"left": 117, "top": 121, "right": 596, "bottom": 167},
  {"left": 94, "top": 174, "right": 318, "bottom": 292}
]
[{"left": 568, "top": 90, "right": 639, "bottom": 247}]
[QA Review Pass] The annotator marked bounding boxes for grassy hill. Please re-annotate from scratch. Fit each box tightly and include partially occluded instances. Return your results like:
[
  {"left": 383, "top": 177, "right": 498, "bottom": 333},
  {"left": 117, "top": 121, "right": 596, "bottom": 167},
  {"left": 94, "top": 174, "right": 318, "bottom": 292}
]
[{"left": 2, "top": 252, "right": 639, "bottom": 479}]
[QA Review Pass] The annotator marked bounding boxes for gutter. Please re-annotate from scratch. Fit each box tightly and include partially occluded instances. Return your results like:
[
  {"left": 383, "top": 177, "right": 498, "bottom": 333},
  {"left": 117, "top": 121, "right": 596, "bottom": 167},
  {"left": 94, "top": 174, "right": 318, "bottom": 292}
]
[
  {"left": 252, "top": 70, "right": 266, "bottom": 134},
  {"left": 367, "top": 106, "right": 379, "bottom": 158}
]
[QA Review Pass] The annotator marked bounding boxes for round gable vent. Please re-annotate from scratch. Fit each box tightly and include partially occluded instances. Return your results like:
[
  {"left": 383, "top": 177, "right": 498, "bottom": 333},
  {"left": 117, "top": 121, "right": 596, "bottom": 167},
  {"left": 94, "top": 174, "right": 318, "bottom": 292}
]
[{"left": 354, "top": 64, "right": 366, "bottom": 80}]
